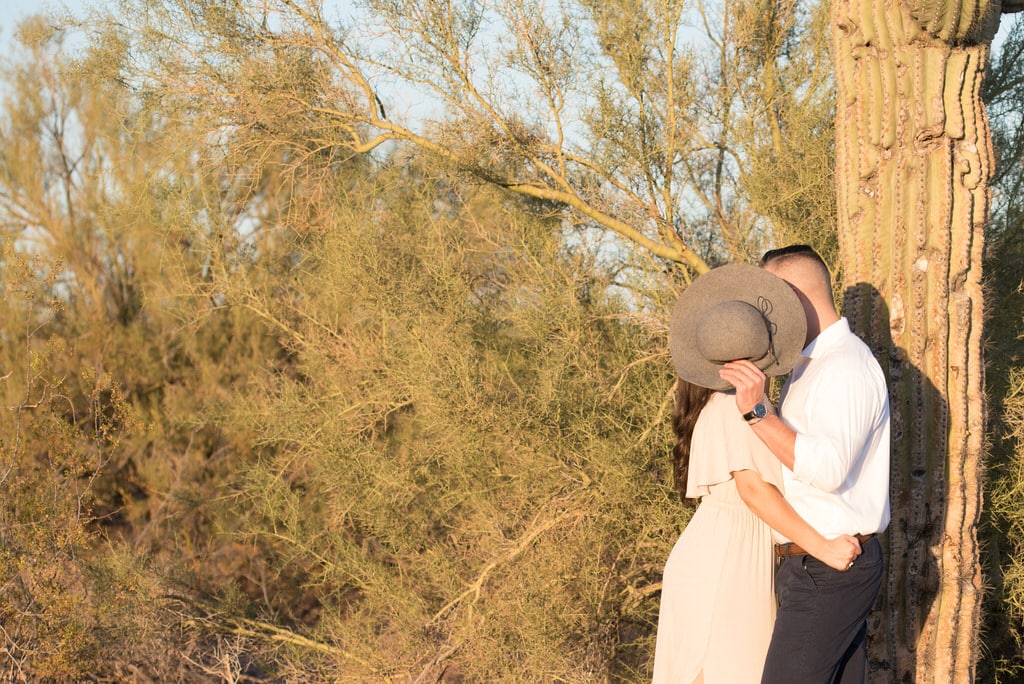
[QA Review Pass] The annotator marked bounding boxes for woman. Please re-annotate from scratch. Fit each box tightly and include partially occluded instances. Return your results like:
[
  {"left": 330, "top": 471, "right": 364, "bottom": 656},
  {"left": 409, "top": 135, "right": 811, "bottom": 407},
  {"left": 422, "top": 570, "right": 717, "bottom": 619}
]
[{"left": 652, "top": 264, "right": 861, "bottom": 683}]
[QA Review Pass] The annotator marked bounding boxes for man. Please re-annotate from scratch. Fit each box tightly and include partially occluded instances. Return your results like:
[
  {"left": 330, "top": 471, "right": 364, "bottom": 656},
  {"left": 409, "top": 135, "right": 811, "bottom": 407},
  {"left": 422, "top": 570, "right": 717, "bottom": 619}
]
[{"left": 718, "top": 245, "right": 891, "bottom": 684}]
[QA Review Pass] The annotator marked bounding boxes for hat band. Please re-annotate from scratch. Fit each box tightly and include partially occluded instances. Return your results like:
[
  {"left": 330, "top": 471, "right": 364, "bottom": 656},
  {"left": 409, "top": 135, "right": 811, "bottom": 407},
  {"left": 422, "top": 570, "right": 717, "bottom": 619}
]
[
  {"left": 761, "top": 296, "right": 774, "bottom": 366},
  {"left": 757, "top": 295, "right": 780, "bottom": 368}
]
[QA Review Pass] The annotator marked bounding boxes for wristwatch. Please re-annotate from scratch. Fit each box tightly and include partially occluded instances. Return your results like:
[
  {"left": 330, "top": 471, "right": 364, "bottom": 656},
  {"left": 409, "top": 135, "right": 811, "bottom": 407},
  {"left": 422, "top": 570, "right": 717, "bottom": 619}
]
[{"left": 742, "top": 402, "right": 769, "bottom": 424}]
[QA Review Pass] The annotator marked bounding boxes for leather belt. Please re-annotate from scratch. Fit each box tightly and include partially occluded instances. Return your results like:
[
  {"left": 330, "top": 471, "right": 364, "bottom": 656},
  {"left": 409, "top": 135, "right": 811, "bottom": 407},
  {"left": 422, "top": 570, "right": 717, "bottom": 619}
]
[{"left": 775, "top": 533, "right": 876, "bottom": 558}]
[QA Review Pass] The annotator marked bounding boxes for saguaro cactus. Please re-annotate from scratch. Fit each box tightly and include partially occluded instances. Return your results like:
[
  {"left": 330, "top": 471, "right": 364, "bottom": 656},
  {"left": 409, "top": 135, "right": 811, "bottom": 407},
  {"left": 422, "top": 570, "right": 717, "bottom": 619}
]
[{"left": 831, "top": 0, "right": 1014, "bottom": 680}]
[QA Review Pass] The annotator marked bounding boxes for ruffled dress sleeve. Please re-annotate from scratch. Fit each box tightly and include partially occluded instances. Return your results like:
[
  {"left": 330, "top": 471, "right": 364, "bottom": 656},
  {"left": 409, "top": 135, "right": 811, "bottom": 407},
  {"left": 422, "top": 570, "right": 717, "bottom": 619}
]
[{"left": 685, "top": 390, "right": 784, "bottom": 499}]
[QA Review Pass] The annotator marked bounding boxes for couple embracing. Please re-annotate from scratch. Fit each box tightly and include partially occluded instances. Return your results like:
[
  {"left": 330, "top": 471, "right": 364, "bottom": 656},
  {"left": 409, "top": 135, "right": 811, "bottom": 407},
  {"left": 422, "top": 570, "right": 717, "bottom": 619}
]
[{"left": 653, "top": 245, "right": 891, "bottom": 683}]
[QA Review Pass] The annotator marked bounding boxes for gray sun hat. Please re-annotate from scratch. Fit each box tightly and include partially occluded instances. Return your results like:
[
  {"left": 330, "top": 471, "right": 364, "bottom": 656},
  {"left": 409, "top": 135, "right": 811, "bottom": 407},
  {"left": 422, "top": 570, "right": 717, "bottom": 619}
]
[{"left": 668, "top": 263, "right": 807, "bottom": 390}]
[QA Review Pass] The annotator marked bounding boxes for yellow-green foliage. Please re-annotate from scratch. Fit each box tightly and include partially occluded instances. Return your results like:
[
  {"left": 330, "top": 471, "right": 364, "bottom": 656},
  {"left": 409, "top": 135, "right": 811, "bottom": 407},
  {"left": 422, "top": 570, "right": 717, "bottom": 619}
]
[
  {"left": 190, "top": 158, "right": 686, "bottom": 680},
  {"left": 0, "top": 21, "right": 307, "bottom": 679},
  {"left": 994, "top": 368, "right": 1024, "bottom": 609},
  {"left": 736, "top": 0, "right": 838, "bottom": 265},
  {"left": 978, "top": 15, "right": 1024, "bottom": 681},
  {"left": 0, "top": 246, "right": 144, "bottom": 679},
  {"left": 0, "top": 20, "right": 689, "bottom": 678},
  {"left": 988, "top": 363, "right": 1024, "bottom": 682}
]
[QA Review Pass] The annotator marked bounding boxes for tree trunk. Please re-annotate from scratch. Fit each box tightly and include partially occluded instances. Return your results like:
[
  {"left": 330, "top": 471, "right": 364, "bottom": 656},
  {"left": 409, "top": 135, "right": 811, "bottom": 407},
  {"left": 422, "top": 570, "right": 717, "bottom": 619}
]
[{"left": 831, "top": 0, "right": 1000, "bottom": 680}]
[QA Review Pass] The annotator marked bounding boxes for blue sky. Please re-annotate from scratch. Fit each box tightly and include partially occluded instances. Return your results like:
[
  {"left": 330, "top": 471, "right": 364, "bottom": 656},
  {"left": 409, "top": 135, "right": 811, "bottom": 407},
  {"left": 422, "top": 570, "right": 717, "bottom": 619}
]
[
  {"left": 1, "top": 2, "right": 1017, "bottom": 71},
  {"left": 2, "top": 1, "right": 1018, "bottom": 49}
]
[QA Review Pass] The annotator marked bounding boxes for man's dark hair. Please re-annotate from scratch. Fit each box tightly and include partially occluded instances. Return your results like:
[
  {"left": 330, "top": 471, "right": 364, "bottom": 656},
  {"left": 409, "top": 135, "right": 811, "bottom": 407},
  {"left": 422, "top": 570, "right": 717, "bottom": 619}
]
[{"left": 761, "top": 244, "right": 828, "bottom": 270}]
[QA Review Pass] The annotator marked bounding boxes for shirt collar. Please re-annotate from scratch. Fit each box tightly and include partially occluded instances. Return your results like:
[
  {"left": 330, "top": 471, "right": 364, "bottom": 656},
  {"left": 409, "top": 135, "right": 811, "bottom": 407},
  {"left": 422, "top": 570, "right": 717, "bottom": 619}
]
[{"left": 801, "top": 317, "right": 850, "bottom": 359}]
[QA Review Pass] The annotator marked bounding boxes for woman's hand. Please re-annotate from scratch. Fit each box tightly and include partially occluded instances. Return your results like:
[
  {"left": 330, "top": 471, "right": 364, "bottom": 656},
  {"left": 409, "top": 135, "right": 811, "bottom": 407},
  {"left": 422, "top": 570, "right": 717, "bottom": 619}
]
[{"left": 816, "top": 534, "right": 862, "bottom": 571}]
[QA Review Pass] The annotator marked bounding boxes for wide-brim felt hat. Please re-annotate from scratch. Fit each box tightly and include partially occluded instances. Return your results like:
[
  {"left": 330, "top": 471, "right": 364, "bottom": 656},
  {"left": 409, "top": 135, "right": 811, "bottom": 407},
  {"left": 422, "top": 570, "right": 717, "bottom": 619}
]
[{"left": 669, "top": 263, "right": 807, "bottom": 390}]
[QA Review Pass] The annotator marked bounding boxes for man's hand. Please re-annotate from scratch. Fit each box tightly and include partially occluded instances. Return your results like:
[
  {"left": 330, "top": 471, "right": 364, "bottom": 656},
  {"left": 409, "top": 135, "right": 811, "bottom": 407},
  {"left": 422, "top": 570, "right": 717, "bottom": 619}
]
[{"left": 719, "top": 360, "right": 767, "bottom": 414}]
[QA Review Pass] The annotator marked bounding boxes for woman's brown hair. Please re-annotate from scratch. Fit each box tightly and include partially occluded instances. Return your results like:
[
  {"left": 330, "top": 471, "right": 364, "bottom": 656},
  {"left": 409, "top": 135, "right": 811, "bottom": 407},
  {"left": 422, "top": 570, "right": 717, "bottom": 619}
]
[{"left": 671, "top": 378, "right": 714, "bottom": 502}]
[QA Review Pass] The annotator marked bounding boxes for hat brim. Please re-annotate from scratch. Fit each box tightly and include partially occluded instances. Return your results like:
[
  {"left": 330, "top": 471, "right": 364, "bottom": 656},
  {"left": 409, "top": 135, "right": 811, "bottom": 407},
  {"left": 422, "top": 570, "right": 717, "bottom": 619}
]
[{"left": 669, "top": 263, "right": 807, "bottom": 390}]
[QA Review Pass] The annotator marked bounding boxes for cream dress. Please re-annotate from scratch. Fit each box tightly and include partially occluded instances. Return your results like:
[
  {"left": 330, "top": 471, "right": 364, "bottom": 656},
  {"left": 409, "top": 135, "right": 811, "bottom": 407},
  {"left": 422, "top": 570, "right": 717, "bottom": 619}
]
[{"left": 652, "top": 391, "right": 783, "bottom": 683}]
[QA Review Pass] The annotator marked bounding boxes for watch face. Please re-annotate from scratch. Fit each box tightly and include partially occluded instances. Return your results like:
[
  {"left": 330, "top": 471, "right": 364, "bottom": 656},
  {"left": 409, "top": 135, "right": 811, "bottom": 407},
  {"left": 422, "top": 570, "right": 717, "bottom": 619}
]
[{"left": 744, "top": 403, "right": 768, "bottom": 422}]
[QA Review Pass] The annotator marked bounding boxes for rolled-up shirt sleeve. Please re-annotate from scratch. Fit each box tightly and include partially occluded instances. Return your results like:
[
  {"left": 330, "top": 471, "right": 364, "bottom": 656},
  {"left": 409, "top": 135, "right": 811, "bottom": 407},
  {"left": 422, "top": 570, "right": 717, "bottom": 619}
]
[
  {"left": 793, "top": 433, "right": 851, "bottom": 491},
  {"left": 790, "top": 363, "right": 885, "bottom": 492}
]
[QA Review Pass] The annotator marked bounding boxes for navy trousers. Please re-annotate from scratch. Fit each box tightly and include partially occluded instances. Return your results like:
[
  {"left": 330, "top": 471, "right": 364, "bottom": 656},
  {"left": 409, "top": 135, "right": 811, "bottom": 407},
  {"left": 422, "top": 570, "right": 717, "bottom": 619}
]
[{"left": 761, "top": 536, "right": 884, "bottom": 684}]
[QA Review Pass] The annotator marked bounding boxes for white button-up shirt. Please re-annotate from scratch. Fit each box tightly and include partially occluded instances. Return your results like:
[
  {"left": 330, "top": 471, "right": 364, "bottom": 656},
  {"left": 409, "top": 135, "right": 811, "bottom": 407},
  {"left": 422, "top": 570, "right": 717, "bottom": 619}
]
[{"left": 775, "top": 318, "right": 891, "bottom": 542}]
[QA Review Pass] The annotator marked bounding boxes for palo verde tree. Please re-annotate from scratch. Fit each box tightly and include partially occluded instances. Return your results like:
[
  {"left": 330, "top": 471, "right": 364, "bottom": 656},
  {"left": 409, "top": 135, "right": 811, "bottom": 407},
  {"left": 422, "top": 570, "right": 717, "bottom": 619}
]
[
  {"left": 199, "top": 155, "right": 687, "bottom": 680},
  {"left": 0, "top": 16, "right": 331, "bottom": 679},
  {"left": 69, "top": 0, "right": 840, "bottom": 678},
  {"left": 100, "top": 0, "right": 839, "bottom": 277},
  {"left": 0, "top": 20, "right": 166, "bottom": 678}
]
